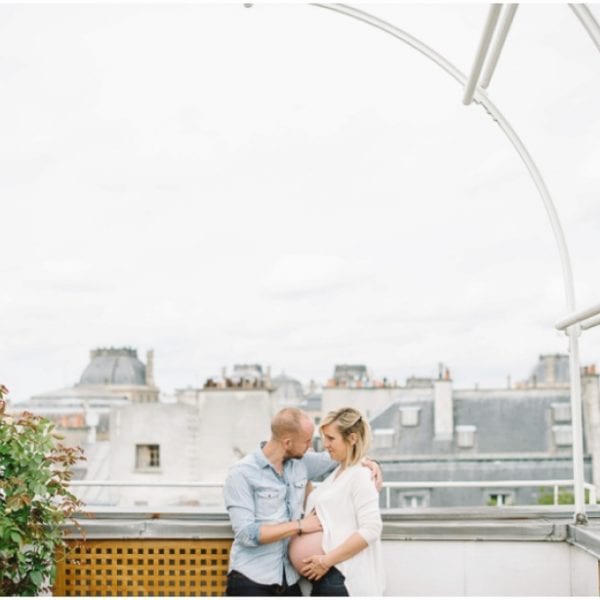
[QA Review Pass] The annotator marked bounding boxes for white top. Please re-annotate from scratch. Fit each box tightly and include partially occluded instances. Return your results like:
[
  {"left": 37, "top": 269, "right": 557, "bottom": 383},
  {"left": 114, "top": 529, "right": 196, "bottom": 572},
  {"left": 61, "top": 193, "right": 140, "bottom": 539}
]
[{"left": 306, "top": 464, "right": 385, "bottom": 596}]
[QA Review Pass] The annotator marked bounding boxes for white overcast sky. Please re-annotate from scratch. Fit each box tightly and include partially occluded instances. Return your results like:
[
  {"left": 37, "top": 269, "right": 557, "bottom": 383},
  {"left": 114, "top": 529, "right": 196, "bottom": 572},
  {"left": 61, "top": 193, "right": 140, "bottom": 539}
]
[{"left": 1, "top": 2, "right": 599, "bottom": 402}]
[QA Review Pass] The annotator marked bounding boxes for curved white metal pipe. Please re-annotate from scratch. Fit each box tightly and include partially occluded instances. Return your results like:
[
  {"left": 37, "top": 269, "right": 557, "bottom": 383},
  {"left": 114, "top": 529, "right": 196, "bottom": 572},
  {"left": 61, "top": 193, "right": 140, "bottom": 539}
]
[
  {"left": 312, "top": 2, "right": 585, "bottom": 522},
  {"left": 313, "top": 3, "right": 576, "bottom": 311},
  {"left": 570, "top": 4, "right": 600, "bottom": 53},
  {"left": 480, "top": 4, "right": 519, "bottom": 90},
  {"left": 463, "top": 4, "right": 502, "bottom": 103},
  {"left": 581, "top": 314, "right": 600, "bottom": 331},
  {"left": 556, "top": 300, "right": 600, "bottom": 330}
]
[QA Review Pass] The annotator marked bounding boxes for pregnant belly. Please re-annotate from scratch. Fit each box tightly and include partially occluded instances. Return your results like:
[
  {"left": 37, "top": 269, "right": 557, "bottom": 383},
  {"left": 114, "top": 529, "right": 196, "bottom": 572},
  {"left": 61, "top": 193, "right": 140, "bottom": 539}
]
[{"left": 288, "top": 531, "right": 324, "bottom": 572}]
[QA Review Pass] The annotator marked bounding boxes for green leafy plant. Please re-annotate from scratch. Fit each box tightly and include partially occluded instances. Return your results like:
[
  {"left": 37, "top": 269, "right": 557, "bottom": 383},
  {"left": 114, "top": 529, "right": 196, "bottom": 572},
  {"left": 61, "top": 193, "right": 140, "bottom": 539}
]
[
  {"left": 0, "top": 385, "right": 85, "bottom": 595},
  {"left": 536, "top": 486, "right": 591, "bottom": 505}
]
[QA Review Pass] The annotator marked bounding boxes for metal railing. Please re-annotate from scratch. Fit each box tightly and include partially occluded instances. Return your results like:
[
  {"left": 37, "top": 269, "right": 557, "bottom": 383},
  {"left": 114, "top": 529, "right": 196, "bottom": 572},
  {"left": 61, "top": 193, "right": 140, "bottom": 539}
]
[
  {"left": 68, "top": 479, "right": 598, "bottom": 509},
  {"left": 555, "top": 300, "right": 600, "bottom": 332},
  {"left": 380, "top": 479, "right": 598, "bottom": 509}
]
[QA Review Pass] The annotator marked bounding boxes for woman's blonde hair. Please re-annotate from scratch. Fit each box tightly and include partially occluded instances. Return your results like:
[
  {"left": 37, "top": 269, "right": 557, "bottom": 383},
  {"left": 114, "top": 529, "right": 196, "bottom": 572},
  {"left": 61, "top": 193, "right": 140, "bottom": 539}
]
[{"left": 320, "top": 407, "right": 371, "bottom": 466}]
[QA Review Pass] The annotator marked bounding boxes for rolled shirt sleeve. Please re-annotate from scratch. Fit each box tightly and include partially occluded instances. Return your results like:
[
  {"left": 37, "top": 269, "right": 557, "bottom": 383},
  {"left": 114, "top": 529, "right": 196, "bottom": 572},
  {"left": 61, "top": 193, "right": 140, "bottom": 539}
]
[
  {"left": 223, "top": 467, "right": 261, "bottom": 547},
  {"left": 352, "top": 467, "right": 383, "bottom": 545}
]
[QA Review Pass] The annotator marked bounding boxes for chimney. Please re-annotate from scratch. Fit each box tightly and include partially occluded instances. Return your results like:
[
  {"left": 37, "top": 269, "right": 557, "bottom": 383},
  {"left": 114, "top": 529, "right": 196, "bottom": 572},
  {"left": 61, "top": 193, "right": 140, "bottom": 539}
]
[
  {"left": 582, "top": 366, "right": 600, "bottom": 499},
  {"left": 434, "top": 370, "right": 453, "bottom": 440},
  {"left": 543, "top": 354, "right": 557, "bottom": 385},
  {"left": 146, "top": 350, "right": 155, "bottom": 386}
]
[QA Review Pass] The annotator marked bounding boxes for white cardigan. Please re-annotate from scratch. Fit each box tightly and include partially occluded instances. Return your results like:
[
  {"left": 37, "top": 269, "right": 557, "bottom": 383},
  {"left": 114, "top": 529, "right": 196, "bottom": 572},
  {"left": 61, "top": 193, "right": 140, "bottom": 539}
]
[{"left": 306, "top": 464, "right": 385, "bottom": 596}]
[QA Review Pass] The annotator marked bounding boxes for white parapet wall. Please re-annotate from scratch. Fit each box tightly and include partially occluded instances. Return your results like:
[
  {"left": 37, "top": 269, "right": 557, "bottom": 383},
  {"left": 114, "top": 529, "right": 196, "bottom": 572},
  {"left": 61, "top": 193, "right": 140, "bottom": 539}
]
[
  {"left": 65, "top": 506, "right": 600, "bottom": 596},
  {"left": 382, "top": 540, "right": 598, "bottom": 596}
]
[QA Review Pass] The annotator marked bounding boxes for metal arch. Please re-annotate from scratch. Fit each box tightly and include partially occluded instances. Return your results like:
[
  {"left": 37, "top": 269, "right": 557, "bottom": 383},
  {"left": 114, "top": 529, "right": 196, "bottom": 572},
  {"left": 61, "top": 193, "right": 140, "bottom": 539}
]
[
  {"left": 570, "top": 4, "right": 600, "bottom": 53},
  {"left": 480, "top": 4, "right": 519, "bottom": 90},
  {"left": 311, "top": 2, "right": 588, "bottom": 522},
  {"left": 311, "top": 2, "right": 577, "bottom": 311}
]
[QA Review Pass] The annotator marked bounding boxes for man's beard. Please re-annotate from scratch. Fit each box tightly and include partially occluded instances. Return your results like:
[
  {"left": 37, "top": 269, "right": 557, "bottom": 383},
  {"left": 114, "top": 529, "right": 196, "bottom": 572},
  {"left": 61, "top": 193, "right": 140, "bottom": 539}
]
[{"left": 285, "top": 449, "right": 305, "bottom": 461}]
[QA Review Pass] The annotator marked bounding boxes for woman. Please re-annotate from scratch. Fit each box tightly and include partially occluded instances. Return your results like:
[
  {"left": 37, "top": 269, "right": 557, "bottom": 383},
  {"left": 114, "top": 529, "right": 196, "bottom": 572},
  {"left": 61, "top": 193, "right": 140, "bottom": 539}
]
[{"left": 288, "top": 407, "right": 385, "bottom": 596}]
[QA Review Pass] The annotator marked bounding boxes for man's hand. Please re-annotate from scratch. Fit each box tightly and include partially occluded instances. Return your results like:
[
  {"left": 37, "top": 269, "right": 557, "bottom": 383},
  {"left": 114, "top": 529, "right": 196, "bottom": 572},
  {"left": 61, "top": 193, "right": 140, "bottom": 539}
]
[
  {"left": 362, "top": 458, "right": 383, "bottom": 493},
  {"left": 300, "top": 510, "right": 322, "bottom": 534},
  {"left": 258, "top": 510, "right": 321, "bottom": 544}
]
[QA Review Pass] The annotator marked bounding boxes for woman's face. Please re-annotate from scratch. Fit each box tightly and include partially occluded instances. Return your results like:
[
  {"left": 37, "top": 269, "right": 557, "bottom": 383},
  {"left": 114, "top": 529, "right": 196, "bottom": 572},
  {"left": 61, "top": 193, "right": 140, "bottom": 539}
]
[{"left": 322, "top": 422, "right": 350, "bottom": 463}]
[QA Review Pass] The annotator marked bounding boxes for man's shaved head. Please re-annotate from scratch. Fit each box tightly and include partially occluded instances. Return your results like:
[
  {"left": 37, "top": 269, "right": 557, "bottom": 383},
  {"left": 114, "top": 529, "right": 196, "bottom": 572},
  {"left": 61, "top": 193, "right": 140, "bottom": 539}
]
[{"left": 271, "top": 407, "right": 311, "bottom": 441}]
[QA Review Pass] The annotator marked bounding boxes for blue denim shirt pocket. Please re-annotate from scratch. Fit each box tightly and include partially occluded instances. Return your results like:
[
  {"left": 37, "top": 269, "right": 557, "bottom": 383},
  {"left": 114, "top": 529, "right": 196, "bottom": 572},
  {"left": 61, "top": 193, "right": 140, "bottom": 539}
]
[{"left": 256, "top": 486, "right": 286, "bottom": 520}]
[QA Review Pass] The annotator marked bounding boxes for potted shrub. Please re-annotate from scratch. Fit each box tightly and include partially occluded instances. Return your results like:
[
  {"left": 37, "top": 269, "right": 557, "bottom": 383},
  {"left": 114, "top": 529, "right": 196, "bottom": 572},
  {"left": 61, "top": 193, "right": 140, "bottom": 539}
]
[{"left": 0, "top": 384, "right": 85, "bottom": 595}]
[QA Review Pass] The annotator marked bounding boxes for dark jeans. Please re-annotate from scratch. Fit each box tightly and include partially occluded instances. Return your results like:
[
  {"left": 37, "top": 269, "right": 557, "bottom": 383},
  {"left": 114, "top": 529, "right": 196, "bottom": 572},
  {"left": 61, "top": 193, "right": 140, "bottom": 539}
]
[
  {"left": 226, "top": 570, "right": 302, "bottom": 597},
  {"left": 310, "top": 567, "right": 349, "bottom": 597}
]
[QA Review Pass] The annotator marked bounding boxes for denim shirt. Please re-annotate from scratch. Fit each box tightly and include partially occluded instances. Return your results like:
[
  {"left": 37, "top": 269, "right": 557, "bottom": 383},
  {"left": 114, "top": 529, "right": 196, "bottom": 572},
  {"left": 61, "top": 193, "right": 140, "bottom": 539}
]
[{"left": 223, "top": 444, "right": 336, "bottom": 586}]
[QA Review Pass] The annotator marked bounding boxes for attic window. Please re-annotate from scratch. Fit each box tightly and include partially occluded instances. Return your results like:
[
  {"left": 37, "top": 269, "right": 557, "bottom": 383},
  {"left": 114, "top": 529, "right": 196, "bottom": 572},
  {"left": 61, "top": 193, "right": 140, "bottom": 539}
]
[
  {"left": 456, "top": 425, "right": 476, "bottom": 448},
  {"left": 400, "top": 406, "right": 421, "bottom": 427},
  {"left": 551, "top": 403, "right": 571, "bottom": 423},
  {"left": 398, "top": 491, "right": 429, "bottom": 508},
  {"left": 486, "top": 491, "right": 513, "bottom": 507},
  {"left": 552, "top": 425, "right": 572, "bottom": 447},
  {"left": 373, "top": 428, "right": 395, "bottom": 449}
]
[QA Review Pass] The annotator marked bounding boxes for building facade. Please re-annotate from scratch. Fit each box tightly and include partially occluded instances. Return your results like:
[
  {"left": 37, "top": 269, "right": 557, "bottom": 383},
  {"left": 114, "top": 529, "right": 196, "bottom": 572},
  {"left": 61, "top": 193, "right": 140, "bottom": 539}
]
[
  {"left": 107, "top": 364, "right": 296, "bottom": 506},
  {"left": 16, "top": 347, "right": 159, "bottom": 446},
  {"left": 321, "top": 355, "right": 600, "bottom": 507}
]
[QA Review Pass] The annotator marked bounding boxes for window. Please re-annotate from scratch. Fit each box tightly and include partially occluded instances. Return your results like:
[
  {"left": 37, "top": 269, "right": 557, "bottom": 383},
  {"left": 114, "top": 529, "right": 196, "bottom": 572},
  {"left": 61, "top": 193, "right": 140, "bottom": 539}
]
[
  {"left": 456, "top": 425, "right": 476, "bottom": 448},
  {"left": 486, "top": 492, "right": 513, "bottom": 506},
  {"left": 400, "top": 406, "right": 420, "bottom": 427},
  {"left": 551, "top": 403, "right": 571, "bottom": 423},
  {"left": 552, "top": 425, "right": 572, "bottom": 446},
  {"left": 136, "top": 444, "right": 160, "bottom": 469},
  {"left": 373, "top": 428, "right": 395, "bottom": 449},
  {"left": 398, "top": 492, "right": 429, "bottom": 508}
]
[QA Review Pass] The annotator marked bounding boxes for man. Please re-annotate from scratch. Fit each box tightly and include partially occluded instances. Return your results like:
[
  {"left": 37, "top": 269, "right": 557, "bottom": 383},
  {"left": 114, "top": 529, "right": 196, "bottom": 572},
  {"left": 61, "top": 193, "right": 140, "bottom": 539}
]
[{"left": 223, "top": 407, "right": 382, "bottom": 596}]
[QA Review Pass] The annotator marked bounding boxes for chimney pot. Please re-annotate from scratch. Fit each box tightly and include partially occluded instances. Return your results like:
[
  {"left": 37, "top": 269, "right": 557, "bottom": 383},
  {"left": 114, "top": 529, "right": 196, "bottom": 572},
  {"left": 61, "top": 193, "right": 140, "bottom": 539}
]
[
  {"left": 434, "top": 377, "right": 453, "bottom": 440},
  {"left": 145, "top": 349, "right": 155, "bottom": 386}
]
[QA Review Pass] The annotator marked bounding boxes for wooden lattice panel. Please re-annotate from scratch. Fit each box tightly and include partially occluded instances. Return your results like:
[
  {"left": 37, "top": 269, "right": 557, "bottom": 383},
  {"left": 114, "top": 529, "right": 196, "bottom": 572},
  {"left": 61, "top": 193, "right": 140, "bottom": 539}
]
[{"left": 53, "top": 539, "right": 232, "bottom": 596}]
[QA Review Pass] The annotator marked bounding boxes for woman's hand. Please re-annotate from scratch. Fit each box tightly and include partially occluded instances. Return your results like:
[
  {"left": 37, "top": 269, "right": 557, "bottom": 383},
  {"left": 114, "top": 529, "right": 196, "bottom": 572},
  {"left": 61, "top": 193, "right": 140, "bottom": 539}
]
[
  {"left": 300, "top": 510, "right": 322, "bottom": 534},
  {"left": 300, "top": 554, "right": 331, "bottom": 581}
]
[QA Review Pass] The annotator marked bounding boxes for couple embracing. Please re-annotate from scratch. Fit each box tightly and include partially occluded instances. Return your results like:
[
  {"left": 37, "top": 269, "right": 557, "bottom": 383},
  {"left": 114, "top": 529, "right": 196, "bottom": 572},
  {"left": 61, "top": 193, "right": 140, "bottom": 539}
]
[{"left": 223, "top": 406, "right": 385, "bottom": 596}]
